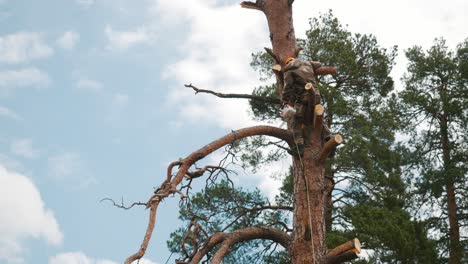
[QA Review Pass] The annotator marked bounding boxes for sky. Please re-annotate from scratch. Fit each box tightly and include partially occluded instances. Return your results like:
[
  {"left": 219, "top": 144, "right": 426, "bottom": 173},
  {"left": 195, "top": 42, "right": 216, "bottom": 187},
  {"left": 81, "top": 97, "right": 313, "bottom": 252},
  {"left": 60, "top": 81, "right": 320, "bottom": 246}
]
[{"left": 0, "top": 0, "right": 467, "bottom": 263}]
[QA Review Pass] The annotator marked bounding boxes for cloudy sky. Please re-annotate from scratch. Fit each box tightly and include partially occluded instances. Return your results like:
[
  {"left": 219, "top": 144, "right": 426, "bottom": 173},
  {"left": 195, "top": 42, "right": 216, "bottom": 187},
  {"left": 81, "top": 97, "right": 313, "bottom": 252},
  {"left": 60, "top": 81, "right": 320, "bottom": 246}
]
[{"left": 0, "top": 0, "right": 466, "bottom": 263}]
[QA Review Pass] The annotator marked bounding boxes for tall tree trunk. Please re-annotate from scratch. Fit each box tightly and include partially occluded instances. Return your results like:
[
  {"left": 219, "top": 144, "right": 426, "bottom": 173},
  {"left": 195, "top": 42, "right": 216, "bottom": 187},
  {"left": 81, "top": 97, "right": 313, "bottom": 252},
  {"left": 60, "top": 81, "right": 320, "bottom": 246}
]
[
  {"left": 291, "top": 129, "right": 328, "bottom": 263},
  {"left": 441, "top": 115, "right": 462, "bottom": 264},
  {"left": 242, "top": 1, "right": 328, "bottom": 262}
]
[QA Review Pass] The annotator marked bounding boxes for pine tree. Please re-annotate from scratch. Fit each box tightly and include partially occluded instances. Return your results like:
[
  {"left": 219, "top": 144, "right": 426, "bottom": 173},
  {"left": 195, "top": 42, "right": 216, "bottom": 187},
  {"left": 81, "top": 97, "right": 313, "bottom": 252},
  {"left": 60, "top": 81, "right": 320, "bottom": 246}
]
[
  {"left": 400, "top": 38, "right": 468, "bottom": 264},
  {"left": 166, "top": 11, "right": 439, "bottom": 263}
]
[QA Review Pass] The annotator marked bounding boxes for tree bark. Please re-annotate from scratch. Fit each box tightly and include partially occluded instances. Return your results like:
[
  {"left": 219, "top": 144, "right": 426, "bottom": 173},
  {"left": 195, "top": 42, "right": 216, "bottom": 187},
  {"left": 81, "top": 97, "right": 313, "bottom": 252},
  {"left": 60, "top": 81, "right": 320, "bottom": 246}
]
[{"left": 441, "top": 115, "right": 462, "bottom": 264}]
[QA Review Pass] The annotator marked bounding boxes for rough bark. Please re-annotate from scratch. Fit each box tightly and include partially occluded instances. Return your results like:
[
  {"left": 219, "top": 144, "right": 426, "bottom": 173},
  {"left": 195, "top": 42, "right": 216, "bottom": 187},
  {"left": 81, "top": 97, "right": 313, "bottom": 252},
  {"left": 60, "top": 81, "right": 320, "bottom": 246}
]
[{"left": 441, "top": 114, "right": 462, "bottom": 264}]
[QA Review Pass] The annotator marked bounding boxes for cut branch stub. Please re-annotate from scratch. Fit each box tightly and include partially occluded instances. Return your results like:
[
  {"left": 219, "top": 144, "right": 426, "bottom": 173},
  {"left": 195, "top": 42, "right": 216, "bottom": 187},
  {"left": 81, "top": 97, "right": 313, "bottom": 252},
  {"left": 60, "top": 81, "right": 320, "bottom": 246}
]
[
  {"left": 315, "top": 66, "right": 337, "bottom": 76},
  {"left": 240, "top": 1, "right": 264, "bottom": 12},
  {"left": 314, "top": 104, "right": 324, "bottom": 129},
  {"left": 324, "top": 238, "right": 361, "bottom": 264},
  {"left": 317, "top": 134, "right": 343, "bottom": 164}
]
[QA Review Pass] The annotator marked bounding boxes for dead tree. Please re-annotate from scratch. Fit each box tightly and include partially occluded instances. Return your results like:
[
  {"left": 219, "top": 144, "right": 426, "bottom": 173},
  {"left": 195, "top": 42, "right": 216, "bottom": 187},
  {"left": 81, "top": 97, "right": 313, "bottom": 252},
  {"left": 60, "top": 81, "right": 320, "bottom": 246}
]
[{"left": 123, "top": 1, "right": 360, "bottom": 263}]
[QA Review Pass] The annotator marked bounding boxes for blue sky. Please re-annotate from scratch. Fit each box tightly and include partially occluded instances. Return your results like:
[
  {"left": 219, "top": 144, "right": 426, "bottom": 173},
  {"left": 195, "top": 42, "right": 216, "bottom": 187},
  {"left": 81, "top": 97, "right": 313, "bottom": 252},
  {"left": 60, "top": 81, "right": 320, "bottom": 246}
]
[{"left": 0, "top": 0, "right": 467, "bottom": 263}]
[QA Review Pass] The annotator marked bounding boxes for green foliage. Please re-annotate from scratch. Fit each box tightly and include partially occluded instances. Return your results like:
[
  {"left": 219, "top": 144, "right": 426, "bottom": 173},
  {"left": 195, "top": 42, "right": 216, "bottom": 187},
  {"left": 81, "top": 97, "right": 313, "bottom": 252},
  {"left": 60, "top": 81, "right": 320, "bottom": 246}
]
[
  {"left": 167, "top": 180, "right": 291, "bottom": 263},
  {"left": 343, "top": 205, "right": 438, "bottom": 264}
]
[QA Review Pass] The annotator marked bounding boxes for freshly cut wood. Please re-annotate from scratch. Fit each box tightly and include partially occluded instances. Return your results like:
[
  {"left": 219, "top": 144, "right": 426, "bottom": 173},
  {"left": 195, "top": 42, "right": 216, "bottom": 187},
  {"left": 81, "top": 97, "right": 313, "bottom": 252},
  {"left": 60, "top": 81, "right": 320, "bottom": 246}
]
[
  {"left": 314, "top": 104, "right": 324, "bottom": 128},
  {"left": 272, "top": 64, "right": 282, "bottom": 72},
  {"left": 324, "top": 238, "right": 361, "bottom": 264},
  {"left": 317, "top": 134, "right": 343, "bottom": 163}
]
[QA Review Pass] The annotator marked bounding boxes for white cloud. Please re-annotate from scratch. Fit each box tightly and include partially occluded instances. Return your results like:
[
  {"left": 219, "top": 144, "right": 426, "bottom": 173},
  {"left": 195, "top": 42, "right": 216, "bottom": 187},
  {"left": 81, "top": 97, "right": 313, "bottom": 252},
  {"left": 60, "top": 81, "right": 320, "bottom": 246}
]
[
  {"left": 0, "top": 153, "right": 24, "bottom": 172},
  {"left": 75, "top": 0, "right": 94, "bottom": 8},
  {"left": 105, "top": 25, "right": 153, "bottom": 51},
  {"left": 49, "top": 252, "right": 116, "bottom": 264},
  {"left": 154, "top": 0, "right": 468, "bottom": 128},
  {"left": 57, "top": 31, "right": 80, "bottom": 50},
  {"left": 112, "top": 93, "right": 129, "bottom": 106},
  {"left": 47, "top": 152, "right": 96, "bottom": 188},
  {"left": 76, "top": 78, "right": 102, "bottom": 92},
  {"left": 0, "top": 164, "right": 62, "bottom": 263},
  {"left": 49, "top": 252, "right": 157, "bottom": 264},
  {"left": 291, "top": 0, "right": 468, "bottom": 90},
  {"left": 10, "top": 138, "right": 39, "bottom": 159},
  {"left": 0, "top": 67, "right": 50, "bottom": 95},
  {"left": 153, "top": 0, "right": 269, "bottom": 129},
  {"left": 0, "top": 105, "right": 21, "bottom": 120},
  {"left": 48, "top": 152, "right": 83, "bottom": 180},
  {"left": 132, "top": 259, "right": 158, "bottom": 264},
  {"left": 0, "top": 32, "right": 53, "bottom": 64}
]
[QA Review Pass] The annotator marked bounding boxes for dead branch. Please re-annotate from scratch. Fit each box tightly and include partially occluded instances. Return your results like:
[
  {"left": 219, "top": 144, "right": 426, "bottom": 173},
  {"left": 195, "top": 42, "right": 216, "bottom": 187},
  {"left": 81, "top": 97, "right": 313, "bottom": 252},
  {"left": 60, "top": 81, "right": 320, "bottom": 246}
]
[
  {"left": 185, "top": 165, "right": 228, "bottom": 179},
  {"left": 124, "top": 201, "right": 159, "bottom": 264},
  {"left": 125, "top": 126, "right": 293, "bottom": 263},
  {"left": 324, "top": 238, "right": 361, "bottom": 264},
  {"left": 100, "top": 198, "right": 147, "bottom": 210},
  {"left": 190, "top": 226, "right": 292, "bottom": 264},
  {"left": 185, "top": 84, "right": 280, "bottom": 105}
]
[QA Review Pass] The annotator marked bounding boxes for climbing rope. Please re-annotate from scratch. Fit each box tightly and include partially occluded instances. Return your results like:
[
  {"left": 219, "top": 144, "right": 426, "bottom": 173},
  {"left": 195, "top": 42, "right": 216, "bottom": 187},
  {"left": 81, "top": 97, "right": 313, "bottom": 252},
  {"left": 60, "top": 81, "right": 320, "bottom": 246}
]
[{"left": 292, "top": 131, "right": 316, "bottom": 264}]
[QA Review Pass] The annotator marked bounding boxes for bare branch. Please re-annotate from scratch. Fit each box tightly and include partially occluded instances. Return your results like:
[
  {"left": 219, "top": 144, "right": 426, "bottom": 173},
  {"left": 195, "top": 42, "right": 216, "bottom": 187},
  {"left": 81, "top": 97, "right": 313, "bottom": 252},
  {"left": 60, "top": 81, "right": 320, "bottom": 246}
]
[
  {"left": 124, "top": 201, "right": 160, "bottom": 264},
  {"left": 125, "top": 126, "right": 293, "bottom": 263},
  {"left": 100, "top": 198, "right": 147, "bottom": 210},
  {"left": 185, "top": 84, "right": 280, "bottom": 105}
]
